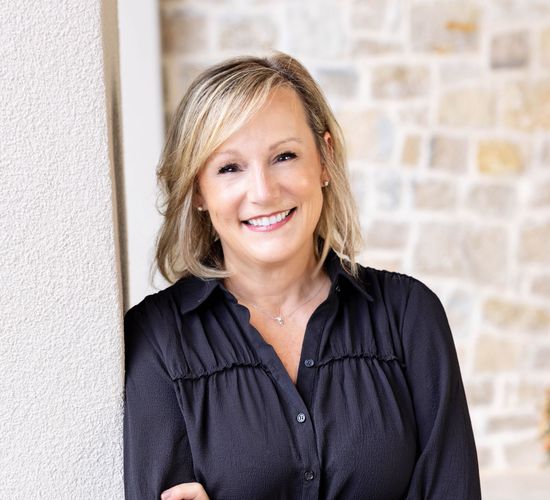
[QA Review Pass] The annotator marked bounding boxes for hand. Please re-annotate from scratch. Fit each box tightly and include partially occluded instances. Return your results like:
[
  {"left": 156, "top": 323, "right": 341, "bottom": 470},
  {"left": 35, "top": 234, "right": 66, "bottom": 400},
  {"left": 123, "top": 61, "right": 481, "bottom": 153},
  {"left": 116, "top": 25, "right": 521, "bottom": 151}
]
[{"left": 160, "top": 482, "right": 210, "bottom": 500}]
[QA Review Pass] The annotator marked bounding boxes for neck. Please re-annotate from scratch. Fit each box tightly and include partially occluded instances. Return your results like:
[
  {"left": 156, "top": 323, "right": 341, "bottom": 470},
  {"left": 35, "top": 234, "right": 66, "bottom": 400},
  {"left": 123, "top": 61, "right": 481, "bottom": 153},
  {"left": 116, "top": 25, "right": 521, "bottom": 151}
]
[{"left": 223, "top": 243, "right": 325, "bottom": 313}]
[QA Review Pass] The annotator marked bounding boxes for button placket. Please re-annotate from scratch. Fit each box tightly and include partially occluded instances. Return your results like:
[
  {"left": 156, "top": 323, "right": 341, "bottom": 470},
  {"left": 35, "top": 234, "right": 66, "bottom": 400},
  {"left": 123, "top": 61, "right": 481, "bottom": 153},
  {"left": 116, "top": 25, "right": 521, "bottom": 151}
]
[{"left": 281, "top": 292, "right": 332, "bottom": 498}]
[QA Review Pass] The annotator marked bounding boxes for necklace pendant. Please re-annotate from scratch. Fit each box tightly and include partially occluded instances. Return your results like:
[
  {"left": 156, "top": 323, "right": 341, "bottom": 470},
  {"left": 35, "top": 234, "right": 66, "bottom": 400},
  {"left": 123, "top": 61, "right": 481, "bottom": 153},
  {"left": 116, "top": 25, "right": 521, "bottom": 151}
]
[{"left": 274, "top": 316, "right": 285, "bottom": 326}]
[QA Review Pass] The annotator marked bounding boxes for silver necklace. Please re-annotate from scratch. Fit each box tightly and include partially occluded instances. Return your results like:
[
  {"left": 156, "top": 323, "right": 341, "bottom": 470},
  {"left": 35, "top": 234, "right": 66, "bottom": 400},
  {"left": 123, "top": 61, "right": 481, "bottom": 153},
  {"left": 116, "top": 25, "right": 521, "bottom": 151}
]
[{"left": 228, "top": 277, "right": 327, "bottom": 326}]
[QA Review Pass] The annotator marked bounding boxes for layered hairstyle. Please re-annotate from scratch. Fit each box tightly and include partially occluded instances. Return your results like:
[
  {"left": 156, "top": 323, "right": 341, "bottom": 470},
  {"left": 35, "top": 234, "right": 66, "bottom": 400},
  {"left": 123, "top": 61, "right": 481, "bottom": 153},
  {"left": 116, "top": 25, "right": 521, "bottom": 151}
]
[{"left": 154, "top": 51, "right": 362, "bottom": 283}]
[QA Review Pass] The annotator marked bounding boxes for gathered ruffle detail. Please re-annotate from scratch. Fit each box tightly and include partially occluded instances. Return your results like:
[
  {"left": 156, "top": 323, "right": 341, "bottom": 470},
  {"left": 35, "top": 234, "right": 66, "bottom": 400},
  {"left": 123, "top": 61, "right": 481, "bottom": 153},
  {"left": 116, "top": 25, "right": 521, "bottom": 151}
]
[
  {"left": 173, "top": 360, "right": 268, "bottom": 381},
  {"left": 172, "top": 352, "right": 404, "bottom": 381},
  {"left": 316, "top": 352, "right": 405, "bottom": 368}
]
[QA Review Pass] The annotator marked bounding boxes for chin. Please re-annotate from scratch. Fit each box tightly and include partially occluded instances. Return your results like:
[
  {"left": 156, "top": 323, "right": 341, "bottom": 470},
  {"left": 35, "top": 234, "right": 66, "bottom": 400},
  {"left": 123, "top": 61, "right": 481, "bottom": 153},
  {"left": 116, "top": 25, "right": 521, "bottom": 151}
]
[
  {"left": 246, "top": 247, "right": 297, "bottom": 265},
  {"left": 243, "top": 237, "right": 313, "bottom": 266}
]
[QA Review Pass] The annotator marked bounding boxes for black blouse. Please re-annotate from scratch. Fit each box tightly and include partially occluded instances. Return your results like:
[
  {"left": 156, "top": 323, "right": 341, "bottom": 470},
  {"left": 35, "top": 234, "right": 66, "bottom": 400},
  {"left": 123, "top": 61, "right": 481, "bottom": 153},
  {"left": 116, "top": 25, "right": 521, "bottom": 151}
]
[{"left": 124, "top": 252, "right": 481, "bottom": 499}]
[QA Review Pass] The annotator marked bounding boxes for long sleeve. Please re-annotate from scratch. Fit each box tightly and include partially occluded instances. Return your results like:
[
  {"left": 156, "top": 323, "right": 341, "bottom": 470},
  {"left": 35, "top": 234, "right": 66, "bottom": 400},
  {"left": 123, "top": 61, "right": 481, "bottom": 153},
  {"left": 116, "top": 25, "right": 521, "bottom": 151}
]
[
  {"left": 123, "top": 305, "right": 195, "bottom": 499},
  {"left": 401, "top": 280, "right": 481, "bottom": 499}
]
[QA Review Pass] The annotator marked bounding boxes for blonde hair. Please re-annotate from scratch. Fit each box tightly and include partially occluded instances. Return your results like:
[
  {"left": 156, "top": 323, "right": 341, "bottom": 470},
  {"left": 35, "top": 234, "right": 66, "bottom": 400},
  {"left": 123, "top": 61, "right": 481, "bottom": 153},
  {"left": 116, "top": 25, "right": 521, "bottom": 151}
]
[{"left": 154, "top": 52, "right": 362, "bottom": 284}]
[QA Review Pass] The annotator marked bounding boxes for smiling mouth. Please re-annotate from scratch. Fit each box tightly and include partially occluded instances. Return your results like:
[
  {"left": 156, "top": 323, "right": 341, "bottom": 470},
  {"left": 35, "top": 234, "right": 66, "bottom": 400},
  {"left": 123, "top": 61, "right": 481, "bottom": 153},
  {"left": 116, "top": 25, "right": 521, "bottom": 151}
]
[{"left": 243, "top": 207, "right": 296, "bottom": 230}]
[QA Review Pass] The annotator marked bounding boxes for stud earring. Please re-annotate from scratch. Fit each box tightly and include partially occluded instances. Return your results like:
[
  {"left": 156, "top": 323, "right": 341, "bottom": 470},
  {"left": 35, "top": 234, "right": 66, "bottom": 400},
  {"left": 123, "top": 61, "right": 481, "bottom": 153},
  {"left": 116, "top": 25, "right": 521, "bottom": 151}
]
[
  {"left": 322, "top": 181, "right": 329, "bottom": 187},
  {"left": 197, "top": 206, "right": 204, "bottom": 211}
]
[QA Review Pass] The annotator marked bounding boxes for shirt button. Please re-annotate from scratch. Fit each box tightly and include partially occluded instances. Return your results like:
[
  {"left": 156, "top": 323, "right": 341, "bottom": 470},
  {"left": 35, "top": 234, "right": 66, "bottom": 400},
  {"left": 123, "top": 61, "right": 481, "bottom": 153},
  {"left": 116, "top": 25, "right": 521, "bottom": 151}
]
[
  {"left": 304, "top": 359, "right": 315, "bottom": 368},
  {"left": 296, "top": 413, "right": 306, "bottom": 423},
  {"left": 304, "top": 470, "right": 315, "bottom": 481}
]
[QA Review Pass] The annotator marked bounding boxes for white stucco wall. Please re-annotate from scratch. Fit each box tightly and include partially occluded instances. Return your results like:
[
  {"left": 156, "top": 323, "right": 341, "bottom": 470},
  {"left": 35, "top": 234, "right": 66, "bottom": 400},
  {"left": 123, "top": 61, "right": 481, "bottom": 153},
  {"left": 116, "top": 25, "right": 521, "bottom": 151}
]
[{"left": 0, "top": 0, "right": 124, "bottom": 497}]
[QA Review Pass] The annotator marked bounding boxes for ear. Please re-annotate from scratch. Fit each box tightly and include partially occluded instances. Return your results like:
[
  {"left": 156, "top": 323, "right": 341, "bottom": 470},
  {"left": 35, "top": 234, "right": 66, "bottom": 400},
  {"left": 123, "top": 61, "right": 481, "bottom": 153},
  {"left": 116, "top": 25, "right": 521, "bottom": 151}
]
[
  {"left": 193, "top": 182, "right": 207, "bottom": 211},
  {"left": 321, "top": 131, "right": 333, "bottom": 183},
  {"left": 194, "top": 194, "right": 204, "bottom": 207},
  {"left": 323, "top": 131, "right": 333, "bottom": 155}
]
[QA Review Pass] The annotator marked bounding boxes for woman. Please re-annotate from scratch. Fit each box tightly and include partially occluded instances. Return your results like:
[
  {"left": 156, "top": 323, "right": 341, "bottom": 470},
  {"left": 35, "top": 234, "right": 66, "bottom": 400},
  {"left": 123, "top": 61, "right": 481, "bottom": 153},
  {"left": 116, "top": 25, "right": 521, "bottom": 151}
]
[{"left": 124, "top": 52, "right": 481, "bottom": 499}]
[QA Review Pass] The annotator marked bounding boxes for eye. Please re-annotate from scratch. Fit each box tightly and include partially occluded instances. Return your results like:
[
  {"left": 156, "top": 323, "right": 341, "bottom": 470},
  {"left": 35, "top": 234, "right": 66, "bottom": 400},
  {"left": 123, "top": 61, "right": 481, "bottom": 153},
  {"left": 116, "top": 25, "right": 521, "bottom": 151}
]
[
  {"left": 217, "top": 163, "right": 240, "bottom": 174},
  {"left": 274, "top": 151, "right": 297, "bottom": 163}
]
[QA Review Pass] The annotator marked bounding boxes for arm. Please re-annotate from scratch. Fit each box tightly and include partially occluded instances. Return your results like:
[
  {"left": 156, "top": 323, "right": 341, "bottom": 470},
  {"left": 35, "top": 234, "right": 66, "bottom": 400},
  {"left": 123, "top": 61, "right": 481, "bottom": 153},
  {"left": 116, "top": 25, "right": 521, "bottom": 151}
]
[
  {"left": 401, "top": 281, "right": 481, "bottom": 499},
  {"left": 124, "top": 305, "right": 196, "bottom": 499}
]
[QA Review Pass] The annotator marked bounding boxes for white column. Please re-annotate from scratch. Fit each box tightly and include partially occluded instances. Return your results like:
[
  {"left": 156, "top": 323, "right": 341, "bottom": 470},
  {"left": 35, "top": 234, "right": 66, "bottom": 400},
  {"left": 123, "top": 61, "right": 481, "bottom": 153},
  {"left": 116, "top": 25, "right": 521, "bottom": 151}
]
[
  {"left": 0, "top": 0, "right": 124, "bottom": 497},
  {"left": 118, "top": 0, "right": 168, "bottom": 308}
]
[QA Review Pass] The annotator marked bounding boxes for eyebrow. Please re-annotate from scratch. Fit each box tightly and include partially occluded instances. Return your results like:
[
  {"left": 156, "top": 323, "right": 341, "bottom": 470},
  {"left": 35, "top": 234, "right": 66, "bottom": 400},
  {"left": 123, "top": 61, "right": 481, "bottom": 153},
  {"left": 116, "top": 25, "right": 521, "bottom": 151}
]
[
  {"left": 212, "top": 137, "right": 303, "bottom": 159},
  {"left": 268, "top": 137, "right": 303, "bottom": 151}
]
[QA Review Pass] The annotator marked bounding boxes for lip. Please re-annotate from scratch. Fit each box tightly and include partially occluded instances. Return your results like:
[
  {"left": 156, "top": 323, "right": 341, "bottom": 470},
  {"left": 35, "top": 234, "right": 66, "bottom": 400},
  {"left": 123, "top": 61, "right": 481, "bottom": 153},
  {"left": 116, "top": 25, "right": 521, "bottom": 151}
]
[
  {"left": 242, "top": 208, "right": 293, "bottom": 221},
  {"left": 242, "top": 207, "right": 296, "bottom": 232}
]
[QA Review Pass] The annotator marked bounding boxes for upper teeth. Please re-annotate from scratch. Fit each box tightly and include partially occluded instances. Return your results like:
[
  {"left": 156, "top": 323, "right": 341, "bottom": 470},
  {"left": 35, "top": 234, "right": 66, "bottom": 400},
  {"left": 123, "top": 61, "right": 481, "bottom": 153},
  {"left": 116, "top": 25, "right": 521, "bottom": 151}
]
[{"left": 247, "top": 209, "right": 291, "bottom": 227}]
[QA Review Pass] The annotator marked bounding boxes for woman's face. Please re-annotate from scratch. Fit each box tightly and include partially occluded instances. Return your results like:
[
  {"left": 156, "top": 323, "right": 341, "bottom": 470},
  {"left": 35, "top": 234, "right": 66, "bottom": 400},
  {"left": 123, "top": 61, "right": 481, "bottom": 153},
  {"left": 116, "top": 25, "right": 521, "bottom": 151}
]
[{"left": 196, "top": 87, "right": 330, "bottom": 270}]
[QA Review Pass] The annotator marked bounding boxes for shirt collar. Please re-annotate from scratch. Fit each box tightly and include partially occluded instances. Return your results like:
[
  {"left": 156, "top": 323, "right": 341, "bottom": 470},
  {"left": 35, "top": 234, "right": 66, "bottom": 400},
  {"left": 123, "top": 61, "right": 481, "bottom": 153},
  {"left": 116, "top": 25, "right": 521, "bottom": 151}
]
[
  {"left": 175, "top": 249, "right": 374, "bottom": 316},
  {"left": 323, "top": 249, "right": 374, "bottom": 302}
]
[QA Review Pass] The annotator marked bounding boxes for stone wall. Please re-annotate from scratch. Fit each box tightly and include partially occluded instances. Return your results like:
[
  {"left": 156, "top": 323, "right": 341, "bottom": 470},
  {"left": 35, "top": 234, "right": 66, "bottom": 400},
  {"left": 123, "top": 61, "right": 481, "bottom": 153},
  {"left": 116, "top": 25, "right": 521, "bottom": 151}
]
[{"left": 159, "top": 0, "right": 550, "bottom": 474}]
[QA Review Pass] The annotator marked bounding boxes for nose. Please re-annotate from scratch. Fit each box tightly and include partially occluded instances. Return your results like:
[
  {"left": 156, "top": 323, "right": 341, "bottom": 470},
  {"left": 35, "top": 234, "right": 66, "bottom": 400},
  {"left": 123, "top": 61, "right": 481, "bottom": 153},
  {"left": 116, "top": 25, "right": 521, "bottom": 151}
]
[{"left": 247, "top": 163, "right": 279, "bottom": 204}]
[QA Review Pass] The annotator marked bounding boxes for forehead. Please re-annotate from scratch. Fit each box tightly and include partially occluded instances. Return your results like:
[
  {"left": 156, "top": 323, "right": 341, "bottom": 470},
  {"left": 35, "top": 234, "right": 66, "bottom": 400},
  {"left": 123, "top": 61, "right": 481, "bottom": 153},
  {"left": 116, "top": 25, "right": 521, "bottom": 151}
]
[
  {"left": 260, "top": 86, "right": 307, "bottom": 121},
  {"left": 215, "top": 87, "right": 311, "bottom": 150}
]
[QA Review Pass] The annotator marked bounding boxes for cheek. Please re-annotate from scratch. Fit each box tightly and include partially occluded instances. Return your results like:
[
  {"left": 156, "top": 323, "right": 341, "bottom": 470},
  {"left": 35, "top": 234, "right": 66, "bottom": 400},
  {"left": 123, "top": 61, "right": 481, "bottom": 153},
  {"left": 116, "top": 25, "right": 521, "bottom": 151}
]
[
  {"left": 297, "top": 185, "right": 324, "bottom": 220},
  {"left": 201, "top": 178, "right": 239, "bottom": 212},
  {"left": 203, "top": 185, "right": 244, "bottom": 231}
]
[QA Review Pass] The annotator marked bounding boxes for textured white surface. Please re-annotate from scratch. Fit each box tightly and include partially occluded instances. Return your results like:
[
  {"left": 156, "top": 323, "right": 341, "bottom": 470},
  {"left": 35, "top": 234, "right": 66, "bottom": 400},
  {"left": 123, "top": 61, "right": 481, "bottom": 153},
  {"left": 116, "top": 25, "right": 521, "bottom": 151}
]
[
  {"left": 118, "top": 0, "right": 168, "bottom": 307},
  {"left": 0, "top": 1, "right": 124, "bottom": 497}
]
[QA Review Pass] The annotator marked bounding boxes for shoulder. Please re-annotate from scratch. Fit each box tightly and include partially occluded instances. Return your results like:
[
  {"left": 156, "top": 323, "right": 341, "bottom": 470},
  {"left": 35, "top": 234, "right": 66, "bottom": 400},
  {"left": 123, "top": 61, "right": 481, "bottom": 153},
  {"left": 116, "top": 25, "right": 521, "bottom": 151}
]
[
  {"left": 357, "top": 263, "right": 436, "bottom": 304},
  {"left": 352, "top": 265, "right": 456, "bottom": 368},
  {"left": 125, "top": 282, "right": 176, "bottom": 332},
  {"left": 125, "top": 274, "right": 211, "bottom": 325},
  {"left": 353, "top": 263, "right": 446, "bottom": 331},
  {"left": 123, "top": 275, "right": 208, "bottom": 377}
]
